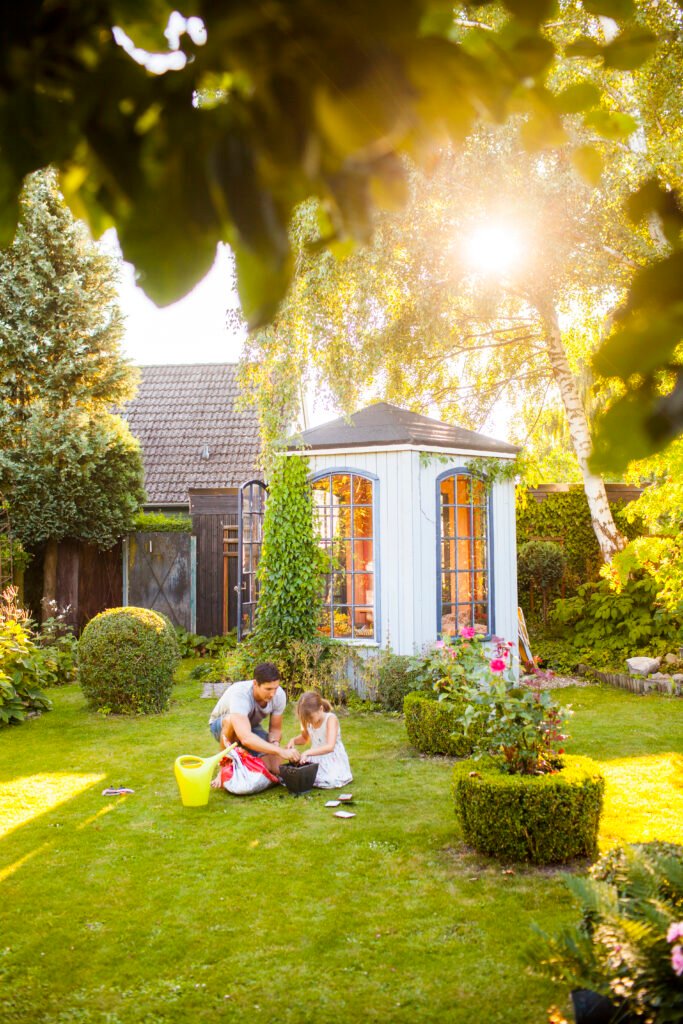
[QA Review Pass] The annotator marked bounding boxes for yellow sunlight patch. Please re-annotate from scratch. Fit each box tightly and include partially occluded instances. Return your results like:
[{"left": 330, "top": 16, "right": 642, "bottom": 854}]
[
  {"left": 0, "top": 773, "right": 106, "bottom": 839},
  {"left": 599, "top": 752, "right": 683, "bottom": 850}
]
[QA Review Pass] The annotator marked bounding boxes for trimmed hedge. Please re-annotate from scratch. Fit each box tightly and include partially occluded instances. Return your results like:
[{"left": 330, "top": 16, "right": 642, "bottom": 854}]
[
  {"left": 517, "top": 489, "right": 640, "bottom": 589},
  {"left": 404, "top": 690, "right": 483, "bottom": 757},
  {"left": 131, "top": 511, "right": 192, "bottom": 532},
  {"left": 452, "top": 754, "right": 604, "bottom": 864},
  {"left": 79, "top": 606, "right": 181, "bottom": 714}
]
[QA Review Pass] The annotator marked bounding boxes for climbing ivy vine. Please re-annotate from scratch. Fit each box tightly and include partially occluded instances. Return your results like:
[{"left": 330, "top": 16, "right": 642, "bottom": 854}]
[
  {"left": 419, "top": 452, "right": 527, "bottom": 493},
  {"left": 253, "top": 455, "right": 326, "bottom": 646}
]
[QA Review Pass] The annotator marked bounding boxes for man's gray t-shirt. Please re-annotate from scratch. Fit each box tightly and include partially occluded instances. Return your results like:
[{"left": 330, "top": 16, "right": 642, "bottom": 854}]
[{"left": 208, "top": 679, "right": 286, "bottom": 728}]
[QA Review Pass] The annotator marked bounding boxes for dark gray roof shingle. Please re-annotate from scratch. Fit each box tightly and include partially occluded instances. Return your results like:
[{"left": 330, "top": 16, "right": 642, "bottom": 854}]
[
  {"left": 287, "top": 402, "right": 519, "bottom": 456},
  {"left": 121, "top": 364, "right": 261, "bottom": 504}
]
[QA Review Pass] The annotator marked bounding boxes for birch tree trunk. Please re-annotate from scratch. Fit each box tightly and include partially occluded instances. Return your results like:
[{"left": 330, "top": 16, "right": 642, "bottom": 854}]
[{"left": 540, "top": 302, "right": 627, "bottom": 563}]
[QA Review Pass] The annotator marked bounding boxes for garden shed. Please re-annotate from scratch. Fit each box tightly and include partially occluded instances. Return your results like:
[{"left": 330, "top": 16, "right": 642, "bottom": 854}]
[{"left": 285, "top": 403, "right": 520, "bottom": 656}]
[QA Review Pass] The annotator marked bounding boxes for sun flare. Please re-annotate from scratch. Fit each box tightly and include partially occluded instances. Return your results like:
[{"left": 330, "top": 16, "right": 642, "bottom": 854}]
[{"left": 464, "top": 223, "right": 525, "bottom": 277}]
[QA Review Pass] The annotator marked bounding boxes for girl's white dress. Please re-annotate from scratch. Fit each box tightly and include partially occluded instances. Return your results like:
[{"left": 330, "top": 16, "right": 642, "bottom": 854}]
[{"left": 305, "top": 712, "right": 353, "bottom": 789}]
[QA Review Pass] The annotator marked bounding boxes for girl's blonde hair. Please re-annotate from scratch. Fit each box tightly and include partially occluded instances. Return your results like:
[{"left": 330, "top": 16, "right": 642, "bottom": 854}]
[{"left": 296, "top": 691, "right": 332, "bottom": 726}]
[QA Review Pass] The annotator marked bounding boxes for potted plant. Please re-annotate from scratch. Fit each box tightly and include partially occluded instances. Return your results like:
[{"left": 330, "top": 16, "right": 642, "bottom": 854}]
[
  {"left": 279, "top": 761, "right": 319, "bottom": 795},
  {"left": 529, "top": 842, "right": 683, "bottom": 1023}
]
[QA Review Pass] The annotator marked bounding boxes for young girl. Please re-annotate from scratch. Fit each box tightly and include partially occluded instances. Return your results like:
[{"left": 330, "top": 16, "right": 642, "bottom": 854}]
[{"left": 286, "top": 692, "right": 353, "bottom": 789}]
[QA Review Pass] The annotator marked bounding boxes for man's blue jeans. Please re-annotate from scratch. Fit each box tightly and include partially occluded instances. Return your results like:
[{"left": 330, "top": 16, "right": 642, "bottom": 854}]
[{"left": 209, "top": 718, "right": 268, "bottom": 757}]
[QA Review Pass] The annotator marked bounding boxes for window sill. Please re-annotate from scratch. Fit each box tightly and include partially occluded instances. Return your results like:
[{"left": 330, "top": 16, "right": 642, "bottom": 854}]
[{"left": 336, "top": 638, "right": 380, "bottom": 647}]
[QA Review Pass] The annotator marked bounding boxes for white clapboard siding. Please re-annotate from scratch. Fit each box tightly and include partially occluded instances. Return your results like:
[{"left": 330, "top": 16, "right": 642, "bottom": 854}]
[{"left": 303, "top": 449, "right": 518, "bottom": 660}]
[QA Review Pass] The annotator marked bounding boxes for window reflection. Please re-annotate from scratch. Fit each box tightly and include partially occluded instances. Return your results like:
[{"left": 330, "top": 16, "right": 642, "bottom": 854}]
[
  {"left": 315, "top": 472, "right": 376, "bottom": 640},
  {"left": 438, "top": 473, "right": 489, "bottom": 636}
]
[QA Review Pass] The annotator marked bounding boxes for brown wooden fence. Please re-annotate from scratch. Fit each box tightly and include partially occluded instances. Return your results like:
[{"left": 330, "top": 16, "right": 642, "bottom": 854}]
[{"left": 56, "top": 539, "right": 123, "bottom": 632}]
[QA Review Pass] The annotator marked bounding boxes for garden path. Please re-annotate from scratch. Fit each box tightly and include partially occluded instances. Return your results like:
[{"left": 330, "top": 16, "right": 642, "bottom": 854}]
[{"left": 201, "top": 681, "right": 229, "bottom": 699}]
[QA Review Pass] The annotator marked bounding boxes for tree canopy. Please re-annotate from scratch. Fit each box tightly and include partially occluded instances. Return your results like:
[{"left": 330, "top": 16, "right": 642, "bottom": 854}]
[
  {"left": 0, "top": 171, "right": 144, "bottom": 595},
  {"left": 2, "top": 1, "right": 682, "bottom": 467}
]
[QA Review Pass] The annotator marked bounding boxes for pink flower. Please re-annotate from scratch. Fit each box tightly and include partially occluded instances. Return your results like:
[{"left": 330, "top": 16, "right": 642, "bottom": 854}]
[
  {"left": 490, "top": 658, "right": 506, "bottom": 673},
  {"left": 671, "top": 945, "right": 683, "bottom": 977},
  {"left": 434, "top": 640, "right": 445, "bottom": 649},
  {"left": 460, "top": 627, "right": 476, "bottom": 639},
  {"left": 667, "top": 922, "right": 683, "bottom": 944}
]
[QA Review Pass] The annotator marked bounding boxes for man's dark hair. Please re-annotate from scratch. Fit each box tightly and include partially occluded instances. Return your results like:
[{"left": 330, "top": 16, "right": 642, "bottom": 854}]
[{"left": 254, "top": 662, "right": 280, "bottom": 684}]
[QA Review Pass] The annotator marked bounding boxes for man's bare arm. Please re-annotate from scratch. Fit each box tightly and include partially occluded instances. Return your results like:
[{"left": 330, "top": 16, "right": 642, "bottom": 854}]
[{"left": 225, "top": 712, "right": 288, "bottom": 758}]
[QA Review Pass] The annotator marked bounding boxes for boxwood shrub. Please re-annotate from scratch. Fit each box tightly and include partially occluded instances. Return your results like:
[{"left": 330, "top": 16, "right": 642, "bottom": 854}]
[
  {"left": 79, "top": 607, "right": 181, "bottom": 714},
  {"left": 452, "top": 754, "right": 604, "bottom": 864},
  {"left": 404, "top": 690, "right": 483, "bottom": 757}
]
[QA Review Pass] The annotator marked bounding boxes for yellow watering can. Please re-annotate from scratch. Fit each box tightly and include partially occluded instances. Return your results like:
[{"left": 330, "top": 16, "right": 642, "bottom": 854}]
[{"left": 174, "top": 742, "right": 237, "bottom": 807}]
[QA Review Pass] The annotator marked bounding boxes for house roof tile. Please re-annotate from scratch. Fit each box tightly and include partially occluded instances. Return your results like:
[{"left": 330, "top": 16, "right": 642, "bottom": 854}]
[{"left": 121, "top": 364, "right": 261, "bottom": 504}]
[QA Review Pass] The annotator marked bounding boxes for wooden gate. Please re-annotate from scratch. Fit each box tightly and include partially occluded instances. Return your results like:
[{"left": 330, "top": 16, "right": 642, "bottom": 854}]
[
  {"left": 189, "top": 490, "right": 238, "bottom": 636},
  {"left": 123, "top": 532, "right": 196, "bottom": 631}
]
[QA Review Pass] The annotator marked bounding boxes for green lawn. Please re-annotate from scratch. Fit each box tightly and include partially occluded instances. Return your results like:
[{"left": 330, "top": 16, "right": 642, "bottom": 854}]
[{"left": 1, "top": 667, "right": 681, "bottom": 1024}]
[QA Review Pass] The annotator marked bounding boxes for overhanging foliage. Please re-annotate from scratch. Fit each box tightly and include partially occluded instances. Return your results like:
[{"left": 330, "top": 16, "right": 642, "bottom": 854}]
[{"left": 2, "top": 2, "right": 682, "bottom": 468}]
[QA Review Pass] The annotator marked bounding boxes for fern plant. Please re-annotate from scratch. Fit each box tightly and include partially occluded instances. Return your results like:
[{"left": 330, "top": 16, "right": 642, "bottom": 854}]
[{"left": 529, "top": 842, "right": 683, "bottom": 1023}]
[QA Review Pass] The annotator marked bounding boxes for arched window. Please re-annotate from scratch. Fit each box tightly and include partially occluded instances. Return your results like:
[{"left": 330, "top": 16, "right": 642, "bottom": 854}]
[
  {"left": 310, "top": 471, "right": 377, "bottom": 641},
  {"left": 437, "top": 471, "right": 491, "bottom": 638}
]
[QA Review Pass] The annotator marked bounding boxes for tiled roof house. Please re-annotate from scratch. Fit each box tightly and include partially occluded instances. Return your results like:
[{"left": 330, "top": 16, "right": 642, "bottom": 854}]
[
  {"left": 121, "top": 363, "right": 261, "bottom": 509},
  {"left": 120, "top": 365, "right": 262, "bottom": 636}
]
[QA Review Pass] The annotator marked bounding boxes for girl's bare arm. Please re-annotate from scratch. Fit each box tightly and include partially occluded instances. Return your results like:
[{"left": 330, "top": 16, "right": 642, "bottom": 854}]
[{"left": 286, "top": 726, "right": 310, "bottom": 748}]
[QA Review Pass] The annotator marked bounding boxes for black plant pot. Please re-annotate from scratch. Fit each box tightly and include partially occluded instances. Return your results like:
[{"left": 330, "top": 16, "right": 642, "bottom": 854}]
[
  {"left": 279, "top": 762, "right": 319, "bottom": 795},
  {"left": 571, "top": 989, "right": 636, "bottom": 1024}
]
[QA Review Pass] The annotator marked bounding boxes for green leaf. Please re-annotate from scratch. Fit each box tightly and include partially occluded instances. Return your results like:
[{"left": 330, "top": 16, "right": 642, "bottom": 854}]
[
  {"left": 571, "top": 144, "right": 603, "bottom": 185},
  {"left": 503, "top": 0, "right": 555, "bottom": 25},
  {"left": 554, "top": 83, "right": 601, "bottom": 114},
  {"left": 230, "top": 238, "right": 293, "bottom": 331},
  {"left": 625, "top": 251, "right": 683, "bottom": 312},
  {"left": 627, "top": 180, "right": 683, "bottom": 245},
  {"left": 509, "top": 34, "right": 556, "bottom": 76},
  {"left": 602, "top": 29, "right": 658, "bottom": 70},
  {"left": 582, "top": 0, "right": 634, "bottom": 16},
  {"left": 583, "top": 109, "right": 638, "bottom": 139},
  {"left": 594, "top": 310, "right": 683, "bottom": 381},
  {"left": 565, "top": 39, "right": 604, "bottom": 59},
  {"left": 520, "top": 111, "right": 567, "bottom": 151},
  {"left": 590, "top": 387, "right": 669, "bottom": 473},
  {"left": 313, "top": 59, "right": 409, "bottom": 160}
]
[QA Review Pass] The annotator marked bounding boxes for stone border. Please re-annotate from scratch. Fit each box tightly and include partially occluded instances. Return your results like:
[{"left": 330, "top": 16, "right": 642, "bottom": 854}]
[{"left": 589, "top": 668, "right": 682, "bottom": 696}]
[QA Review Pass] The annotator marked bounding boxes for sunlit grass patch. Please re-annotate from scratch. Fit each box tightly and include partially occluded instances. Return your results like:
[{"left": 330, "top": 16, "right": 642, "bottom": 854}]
[
  {"left": 597, "top": 752, "right": 683, "bottom": 849},
  {"left": 0, "top": 772, "right": 105, "bottom": 838},
  {"left": 0, "top": 670, "right": 680, "bottom": 1024}
]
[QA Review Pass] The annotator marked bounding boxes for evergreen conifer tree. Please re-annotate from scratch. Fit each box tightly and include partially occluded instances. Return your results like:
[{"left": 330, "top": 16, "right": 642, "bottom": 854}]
[{"left": 0, "top": 170, "right": 144, "bottom": 609}]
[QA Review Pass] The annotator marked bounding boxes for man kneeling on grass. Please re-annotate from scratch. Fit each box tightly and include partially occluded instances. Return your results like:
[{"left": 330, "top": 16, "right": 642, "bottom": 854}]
[{"left": 208, "top": 662, "right": 300, "bottom": 779}]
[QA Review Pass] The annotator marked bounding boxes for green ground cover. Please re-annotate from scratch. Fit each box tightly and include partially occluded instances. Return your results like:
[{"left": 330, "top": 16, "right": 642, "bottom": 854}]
[{"left": 0, "top": 666, "right": 681, "bottom": 1024}]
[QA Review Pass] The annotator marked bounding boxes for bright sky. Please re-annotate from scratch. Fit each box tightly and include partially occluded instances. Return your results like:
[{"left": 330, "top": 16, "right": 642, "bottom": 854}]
[
  {"left": 108, "top": 226, "right": 514, "bottom": 439},
  {"left": 106, "top": 233, "right": 246, "bottom": 366}
]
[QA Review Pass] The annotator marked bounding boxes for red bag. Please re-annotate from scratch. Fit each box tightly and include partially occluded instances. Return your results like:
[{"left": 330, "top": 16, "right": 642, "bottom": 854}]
[{"left": 219, "top": 747, "right": 280, "bottom": 795}]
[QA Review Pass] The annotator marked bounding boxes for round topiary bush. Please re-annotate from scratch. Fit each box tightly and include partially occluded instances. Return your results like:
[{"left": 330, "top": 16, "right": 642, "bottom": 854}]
[
  {"left": 452, "top": 755, "right": 604, "bottom": 864},
  {"left": 79, "top": 606, "right": 181, "bottom": 714},
  {"left": 404, "top": 690, "right": 484, "bottom": 757},
  {"left": 518, "top": 539, "right": 566, "bottom": 621}
]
